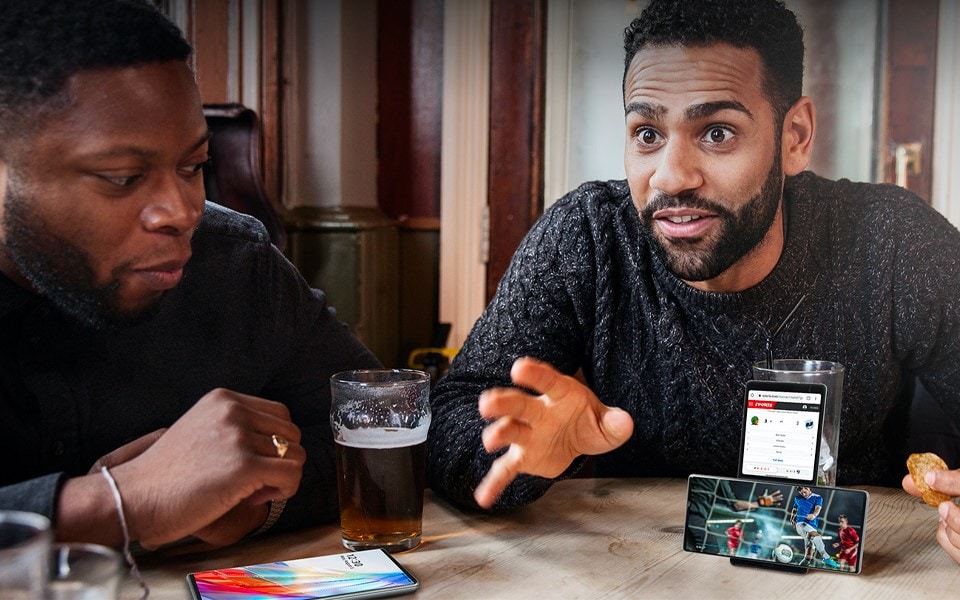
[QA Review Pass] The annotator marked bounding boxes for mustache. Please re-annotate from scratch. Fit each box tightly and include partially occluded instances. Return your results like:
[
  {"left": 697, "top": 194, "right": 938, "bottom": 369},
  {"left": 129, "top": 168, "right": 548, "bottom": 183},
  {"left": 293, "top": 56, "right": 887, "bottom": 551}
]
[{"left": 639, "top": 191, "right": 735, "bottom": 224}]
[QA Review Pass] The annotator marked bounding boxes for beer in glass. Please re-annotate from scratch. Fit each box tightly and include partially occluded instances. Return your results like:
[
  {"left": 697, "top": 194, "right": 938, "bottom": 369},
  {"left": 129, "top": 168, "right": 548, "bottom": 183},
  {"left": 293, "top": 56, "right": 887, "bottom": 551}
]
[{"left": 330, "top": 369, "right": 431, "bottom": 552}]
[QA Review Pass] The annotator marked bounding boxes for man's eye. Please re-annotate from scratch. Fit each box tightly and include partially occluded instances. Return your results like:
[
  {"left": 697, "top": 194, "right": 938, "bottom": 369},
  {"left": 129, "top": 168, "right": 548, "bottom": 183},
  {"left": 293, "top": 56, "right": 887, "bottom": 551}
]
[
  {"left": 100, "top": 174, "right": 140, "bottom": 187},
  {"left": 704, "top": 127, "right": 734, "bottom": 144},
  {"left": 182, "top": 157, "right": 211, "bottom": 177},
  {"left": 637, "top": 128, "right": 661, "bottom": 145}
]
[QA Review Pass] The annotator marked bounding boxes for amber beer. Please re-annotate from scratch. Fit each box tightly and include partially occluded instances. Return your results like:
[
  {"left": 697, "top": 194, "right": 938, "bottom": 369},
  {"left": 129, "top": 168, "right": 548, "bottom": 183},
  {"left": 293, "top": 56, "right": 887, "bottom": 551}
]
[
  {"left": 335, "top": 426, "right": 428, "bottom": 552},
  {"left": 330, "top": 369, "right": 431, "bottom": 553}
]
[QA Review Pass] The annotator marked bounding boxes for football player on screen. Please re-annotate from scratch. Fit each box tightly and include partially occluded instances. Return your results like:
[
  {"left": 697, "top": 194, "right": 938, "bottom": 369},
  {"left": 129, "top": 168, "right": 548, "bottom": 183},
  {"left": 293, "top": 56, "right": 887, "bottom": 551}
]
[
  {"left": 790, "top": 487, "right": 840, "bottom": 569},
  {"left": 832, "top": 513, "right": 861, "bottom": 572}
]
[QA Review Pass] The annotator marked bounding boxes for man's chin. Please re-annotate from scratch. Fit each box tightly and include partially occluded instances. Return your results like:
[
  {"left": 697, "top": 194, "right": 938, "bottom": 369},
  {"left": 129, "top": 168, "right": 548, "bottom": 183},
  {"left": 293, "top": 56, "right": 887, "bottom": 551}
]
[
  {"left": 57, "top": 293, "right": 165, "bottom": 330},
  {"left": 655, "top": 238, "right": 724, "bottom": 282},
  {"left": 663, "top": 257, "right": 721, "bottom": 282},
  {"left": 103, "top": 295, "right": 166, "bottom": 328}
]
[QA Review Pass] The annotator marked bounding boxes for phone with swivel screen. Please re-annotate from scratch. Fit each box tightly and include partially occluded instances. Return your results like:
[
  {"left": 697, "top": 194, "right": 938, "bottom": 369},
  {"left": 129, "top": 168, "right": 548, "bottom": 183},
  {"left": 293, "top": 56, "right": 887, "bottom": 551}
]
[
  {"left": 187, "top": 548, "right": 419, "bottom": 600},
  {"left": 738, "top": 380, "right": 828, "bottom": 485},
  {"left": 683, "top": 474, "right": 868, "bottom": 574}
]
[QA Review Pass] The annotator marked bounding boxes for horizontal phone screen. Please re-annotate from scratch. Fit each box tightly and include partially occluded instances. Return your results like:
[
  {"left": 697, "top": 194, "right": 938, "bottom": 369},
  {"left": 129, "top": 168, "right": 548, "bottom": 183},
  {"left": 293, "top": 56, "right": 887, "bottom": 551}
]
[
  {"left": 189, "top": 548, "right": 417, "bottom": 599},
  {"left": 684, "top": 475, "right": 868, "bottom": 574}
]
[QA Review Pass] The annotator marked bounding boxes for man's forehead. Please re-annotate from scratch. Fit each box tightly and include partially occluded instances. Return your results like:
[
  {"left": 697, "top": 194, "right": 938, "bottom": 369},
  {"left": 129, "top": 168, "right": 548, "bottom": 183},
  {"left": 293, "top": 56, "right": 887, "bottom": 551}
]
[
  {"left": 59, "top": 62, "right": 199, "bottom": 118},
  {"left": 624, "top": 43, "right": 766, "bottom": 108},
  {"left": 29, "top": 61, "right": 206, "bottom": 156}
]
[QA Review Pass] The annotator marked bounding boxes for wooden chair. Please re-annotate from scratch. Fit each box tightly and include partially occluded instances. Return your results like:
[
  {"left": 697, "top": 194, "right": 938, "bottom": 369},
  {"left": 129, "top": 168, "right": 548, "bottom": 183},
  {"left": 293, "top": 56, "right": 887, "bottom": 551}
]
[{"left": 201, "top": 103, "right": 287, "bottom": 251}]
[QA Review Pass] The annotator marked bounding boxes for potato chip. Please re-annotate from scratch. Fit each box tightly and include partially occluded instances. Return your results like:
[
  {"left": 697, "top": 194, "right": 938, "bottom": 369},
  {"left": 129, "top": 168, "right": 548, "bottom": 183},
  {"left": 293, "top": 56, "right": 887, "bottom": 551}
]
[{"left": 907, "top": 452, "right": 952, "bottom": 507}]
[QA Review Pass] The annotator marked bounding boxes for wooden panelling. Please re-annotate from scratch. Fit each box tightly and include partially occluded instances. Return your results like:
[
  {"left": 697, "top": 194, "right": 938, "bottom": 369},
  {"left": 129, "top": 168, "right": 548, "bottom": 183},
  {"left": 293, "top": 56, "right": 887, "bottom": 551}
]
[
  {"left": 882, "top": 0, "right": 939, "bottom": 202},
  {"left": 259, "top": 0, "right": 283, "bottom": 210},
  {"left": 192, "top": 0, "right": 231, "bottom": 104},
  {"left": 377, "top": 0, "right": 444, "bottom": 221},
  {"left": 377, "top": 0, "right": 444, "bottom": 357},
  {"left": 486, "top": 0, "right": 546, "bottom": 301},
  {"left": 182, "top": 0, "right": 282, "bottom": 211}
]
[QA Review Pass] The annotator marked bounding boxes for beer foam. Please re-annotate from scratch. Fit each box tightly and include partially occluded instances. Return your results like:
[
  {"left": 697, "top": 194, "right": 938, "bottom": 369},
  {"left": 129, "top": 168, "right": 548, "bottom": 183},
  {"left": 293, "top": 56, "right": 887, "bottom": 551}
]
[{"left": 335, "top": 424, "right": 430, "bottom": 448}]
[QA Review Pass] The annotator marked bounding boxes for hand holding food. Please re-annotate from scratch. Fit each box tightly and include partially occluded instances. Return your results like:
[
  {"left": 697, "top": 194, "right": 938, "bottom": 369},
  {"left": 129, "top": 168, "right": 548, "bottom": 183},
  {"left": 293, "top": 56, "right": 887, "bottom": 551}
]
[{"left": 906, "top": 452, "right": 953, "bottom": 507}]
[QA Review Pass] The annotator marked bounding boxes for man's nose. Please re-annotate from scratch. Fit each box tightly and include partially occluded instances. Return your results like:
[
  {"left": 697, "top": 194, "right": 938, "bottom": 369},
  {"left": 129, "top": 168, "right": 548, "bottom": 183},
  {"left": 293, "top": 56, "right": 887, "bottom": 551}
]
[
  {"left": 647, "top": 139, "right": 703, "bottom": 197},
  {"left": 141, "top": 173, "right": 204, "bottom": 235}
]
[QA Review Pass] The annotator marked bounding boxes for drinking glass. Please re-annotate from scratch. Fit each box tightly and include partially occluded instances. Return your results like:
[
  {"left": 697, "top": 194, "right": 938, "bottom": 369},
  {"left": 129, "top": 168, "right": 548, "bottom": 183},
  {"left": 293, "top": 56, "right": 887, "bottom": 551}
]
[
  {"left": 0, "top": 510, "right": 52, "bottom": 598},
  {"left": 46, "top": 542, "right": 121, "bottom": 600},
  {"left": 331, "top": 369, "right": 431, "bottom": 553},
  {"left": 753, "top": 359, "right": 845, "bottom": 486}
]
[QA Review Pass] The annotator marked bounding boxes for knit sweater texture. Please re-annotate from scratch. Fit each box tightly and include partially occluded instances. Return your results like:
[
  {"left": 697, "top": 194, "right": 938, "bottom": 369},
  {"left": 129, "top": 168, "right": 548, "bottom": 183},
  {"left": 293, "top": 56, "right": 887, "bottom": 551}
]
[{"left": 426, "top": 171, "right": 960, "bottom": 510}]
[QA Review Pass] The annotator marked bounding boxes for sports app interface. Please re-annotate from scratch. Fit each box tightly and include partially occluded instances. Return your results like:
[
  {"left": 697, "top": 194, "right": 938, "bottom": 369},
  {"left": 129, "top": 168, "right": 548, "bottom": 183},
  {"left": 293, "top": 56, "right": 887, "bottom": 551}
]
[{"left": 741, "top": 387, "right": 823, "bottom": 482}]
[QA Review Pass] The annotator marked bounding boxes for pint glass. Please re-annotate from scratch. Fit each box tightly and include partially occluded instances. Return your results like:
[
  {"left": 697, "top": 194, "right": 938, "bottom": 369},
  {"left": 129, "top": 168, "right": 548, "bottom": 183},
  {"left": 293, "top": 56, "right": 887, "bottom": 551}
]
[
  {"left": 0, "top": 511, "right": 51, "bottom": 598},
  {"left": 330, "top": 369, "right": 431, "bottom": 553},
  {"left": 752, "top": 359, "right": 845, "bottom": 487}
]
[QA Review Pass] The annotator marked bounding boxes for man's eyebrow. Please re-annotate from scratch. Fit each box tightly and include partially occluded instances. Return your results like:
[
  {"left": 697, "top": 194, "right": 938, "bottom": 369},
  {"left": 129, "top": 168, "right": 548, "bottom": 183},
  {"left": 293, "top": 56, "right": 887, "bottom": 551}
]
[
  {"left": 685, "top": 100, "right": 753, "bottom": 121},
  {"left": 624, "top": 101, "right": 666, "bottom": 121},
  {"left": 193, "top": 129, "right": 214, "bottom": 153},
  {"left": 624, "top": 100, "right": 753, "bottom": 123}
]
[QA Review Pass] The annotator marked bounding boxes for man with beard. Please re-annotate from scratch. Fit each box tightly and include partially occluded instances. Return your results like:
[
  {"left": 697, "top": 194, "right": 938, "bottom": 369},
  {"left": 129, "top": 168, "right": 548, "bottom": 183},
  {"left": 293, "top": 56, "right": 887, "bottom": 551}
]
[
  {"left": 0, "top": 0, "right": 380, "bottom": 553},
  {"left": 426, "top": 0, "right": 960, "bottom": 512}
]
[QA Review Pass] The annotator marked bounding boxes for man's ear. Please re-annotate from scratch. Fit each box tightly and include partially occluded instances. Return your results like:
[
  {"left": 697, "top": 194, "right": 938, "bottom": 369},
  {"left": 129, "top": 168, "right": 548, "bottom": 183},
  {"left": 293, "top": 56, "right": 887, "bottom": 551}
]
[{"left": 781, "top": 96, "right": 816, "bottom": 176}]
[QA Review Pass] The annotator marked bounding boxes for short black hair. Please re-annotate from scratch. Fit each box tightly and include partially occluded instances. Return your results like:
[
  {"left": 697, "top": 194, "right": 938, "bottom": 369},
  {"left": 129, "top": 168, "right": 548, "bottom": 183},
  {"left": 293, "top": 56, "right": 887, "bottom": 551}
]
[
  {"left": 0, "top": 0, "right": 192, "bottom": 150},
  {"left": 623, "top": 0, "right": 804, "bottom": 124}
]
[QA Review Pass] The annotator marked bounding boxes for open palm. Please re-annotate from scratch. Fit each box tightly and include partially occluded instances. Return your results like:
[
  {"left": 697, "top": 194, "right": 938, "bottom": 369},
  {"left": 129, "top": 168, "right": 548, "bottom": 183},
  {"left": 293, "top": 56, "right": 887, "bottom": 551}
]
[{"left": 474, "top": 357, "right": 634, "bottom": 508}]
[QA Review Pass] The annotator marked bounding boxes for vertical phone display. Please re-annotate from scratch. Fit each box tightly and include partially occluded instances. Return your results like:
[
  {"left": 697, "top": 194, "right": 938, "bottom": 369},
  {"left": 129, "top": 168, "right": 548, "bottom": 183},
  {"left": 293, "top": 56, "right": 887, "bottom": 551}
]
[
  {"left": 739, "top": 380, "right": 827, "bottom": 485},
  {"left": 187, "top": 548, "right": 419, "bottom": 600},
  {"left": 684, "top": 474, "right": 868, "bottom": 574}
]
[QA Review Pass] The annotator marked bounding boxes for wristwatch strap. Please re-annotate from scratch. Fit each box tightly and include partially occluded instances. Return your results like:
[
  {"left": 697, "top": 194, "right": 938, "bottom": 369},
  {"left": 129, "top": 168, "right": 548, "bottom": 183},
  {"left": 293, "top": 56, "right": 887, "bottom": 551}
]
[{"left": 252, "top": 498, "right": 288, "bottom": 536}]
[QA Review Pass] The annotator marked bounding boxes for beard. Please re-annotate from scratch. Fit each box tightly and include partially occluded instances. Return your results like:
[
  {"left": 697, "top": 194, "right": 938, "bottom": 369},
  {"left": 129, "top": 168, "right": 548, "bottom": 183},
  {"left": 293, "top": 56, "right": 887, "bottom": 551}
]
[
  {"left": 639, "top": 152, "right": 784, "bottom": 282},
  {"left": 1, "top": 176, "right": 161, "bottom": 329}
]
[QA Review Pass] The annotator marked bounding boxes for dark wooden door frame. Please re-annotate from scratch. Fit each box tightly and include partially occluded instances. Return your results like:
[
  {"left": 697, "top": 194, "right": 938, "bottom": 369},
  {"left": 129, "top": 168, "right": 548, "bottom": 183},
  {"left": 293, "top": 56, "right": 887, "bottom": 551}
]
[
  {"left": 881, "top": 0, "right": 939, "bottom": 202},
  {"left": 486, "top": 0, "right": 547, "bottom": 301},
  {"left": 377, "top": 0, "right": 444, "bottom": 225}
]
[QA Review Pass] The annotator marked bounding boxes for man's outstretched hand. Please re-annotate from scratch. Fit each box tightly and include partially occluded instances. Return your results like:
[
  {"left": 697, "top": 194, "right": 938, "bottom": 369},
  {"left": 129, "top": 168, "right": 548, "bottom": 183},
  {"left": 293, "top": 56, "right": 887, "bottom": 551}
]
[{"left": 474, "top": 357, "right": 634, "bottom": 508}]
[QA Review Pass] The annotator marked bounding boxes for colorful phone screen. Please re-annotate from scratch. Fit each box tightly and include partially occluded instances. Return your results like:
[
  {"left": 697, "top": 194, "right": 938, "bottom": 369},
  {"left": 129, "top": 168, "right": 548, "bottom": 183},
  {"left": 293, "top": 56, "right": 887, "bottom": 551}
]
[
  {"left": 739, "top": 381, "right": 827, "bottom": 484},
  {"left": 684, "top": 474, "right": 868, "bottom": 574},
  {"left": 187, "top": 548, "right": 419, "bottom": 600}
]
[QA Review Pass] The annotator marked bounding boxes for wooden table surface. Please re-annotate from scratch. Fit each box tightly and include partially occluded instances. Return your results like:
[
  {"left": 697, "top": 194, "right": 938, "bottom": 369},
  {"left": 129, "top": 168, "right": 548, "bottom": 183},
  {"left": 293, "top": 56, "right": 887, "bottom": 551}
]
[{"left": 130, "top": 478, "right": 959, "bottom": 599}]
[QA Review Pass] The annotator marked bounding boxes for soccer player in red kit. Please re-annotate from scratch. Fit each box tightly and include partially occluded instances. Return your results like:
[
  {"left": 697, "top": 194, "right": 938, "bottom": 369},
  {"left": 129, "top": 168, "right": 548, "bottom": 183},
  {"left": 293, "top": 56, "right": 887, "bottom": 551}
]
[
  {"left": 832, "top": 514, "right": 860, "bottom": 572},
  {"left": 726, "top": 520, "right": 745, "bottom": 556}
]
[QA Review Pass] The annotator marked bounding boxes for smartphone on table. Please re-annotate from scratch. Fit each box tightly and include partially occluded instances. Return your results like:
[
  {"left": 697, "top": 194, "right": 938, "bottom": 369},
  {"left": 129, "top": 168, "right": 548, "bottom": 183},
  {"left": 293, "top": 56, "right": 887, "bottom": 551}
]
[
  {"left": 187, "top": 548, "right": 419, "bottom": 599},
  {"left": 738, "top": 380, "right": 827, "bottom": 485},
  {"left": 684, "top": 474, "right": 868, "bottom": 574}
]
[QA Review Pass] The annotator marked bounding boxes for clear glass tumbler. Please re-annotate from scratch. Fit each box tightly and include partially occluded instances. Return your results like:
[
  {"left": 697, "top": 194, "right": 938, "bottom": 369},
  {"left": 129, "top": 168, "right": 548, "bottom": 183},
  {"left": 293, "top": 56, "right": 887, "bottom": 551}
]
[
  {"left": 0, "top": 510, "right": 52, "bottom": 598},
  {"left": 752, "top": 359, "right": 845, "bottom": 486},
  {"left": 46, "top": 542, "right": 121, "bottom": 600}
]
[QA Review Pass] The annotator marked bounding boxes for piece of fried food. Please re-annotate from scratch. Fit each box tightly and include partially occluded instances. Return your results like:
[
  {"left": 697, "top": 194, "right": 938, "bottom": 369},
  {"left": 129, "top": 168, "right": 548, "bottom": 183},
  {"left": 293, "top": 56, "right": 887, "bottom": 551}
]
[{"left": 907, "top": 452, "right": 953, "bottom": 507}]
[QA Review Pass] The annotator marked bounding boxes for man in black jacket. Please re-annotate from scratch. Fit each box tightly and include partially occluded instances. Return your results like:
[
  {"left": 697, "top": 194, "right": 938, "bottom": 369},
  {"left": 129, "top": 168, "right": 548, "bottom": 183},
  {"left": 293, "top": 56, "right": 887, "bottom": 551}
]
[{"left": 0, "top": 0, "right": 379, "bottom": 548}]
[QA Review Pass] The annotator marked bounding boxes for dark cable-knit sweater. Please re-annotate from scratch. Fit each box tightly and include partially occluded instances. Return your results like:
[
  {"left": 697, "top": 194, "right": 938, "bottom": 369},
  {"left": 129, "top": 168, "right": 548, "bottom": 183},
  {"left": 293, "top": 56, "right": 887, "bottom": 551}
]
[{"left": 426, "top": 171, "right": 960, "bottom": 511}]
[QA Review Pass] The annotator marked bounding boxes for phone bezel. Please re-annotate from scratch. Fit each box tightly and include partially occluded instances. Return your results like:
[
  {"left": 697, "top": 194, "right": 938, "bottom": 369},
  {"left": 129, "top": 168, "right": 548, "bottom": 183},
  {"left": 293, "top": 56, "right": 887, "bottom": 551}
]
[
  {"left": 186, "top": 547, "right": 419, "bottom": 600},
  {"left": 738, "top": 380, "right": 829, "bottom": 485},
  {"left": 683, "top": 473, "right": 869, "bottom": 575}
]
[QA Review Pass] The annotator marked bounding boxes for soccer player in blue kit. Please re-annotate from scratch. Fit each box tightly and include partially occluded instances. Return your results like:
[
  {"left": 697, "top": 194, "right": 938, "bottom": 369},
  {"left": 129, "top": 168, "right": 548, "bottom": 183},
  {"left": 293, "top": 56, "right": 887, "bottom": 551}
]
[{"left": 790, "top": 487, "right": 839, "bottom": 568}]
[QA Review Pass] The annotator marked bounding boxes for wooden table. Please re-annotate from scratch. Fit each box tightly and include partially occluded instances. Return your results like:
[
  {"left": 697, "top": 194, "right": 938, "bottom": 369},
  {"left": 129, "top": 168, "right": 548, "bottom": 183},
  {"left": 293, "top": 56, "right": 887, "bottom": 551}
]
[{"left": 131, "top": 478, "right": 959, "bottom": 599}]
